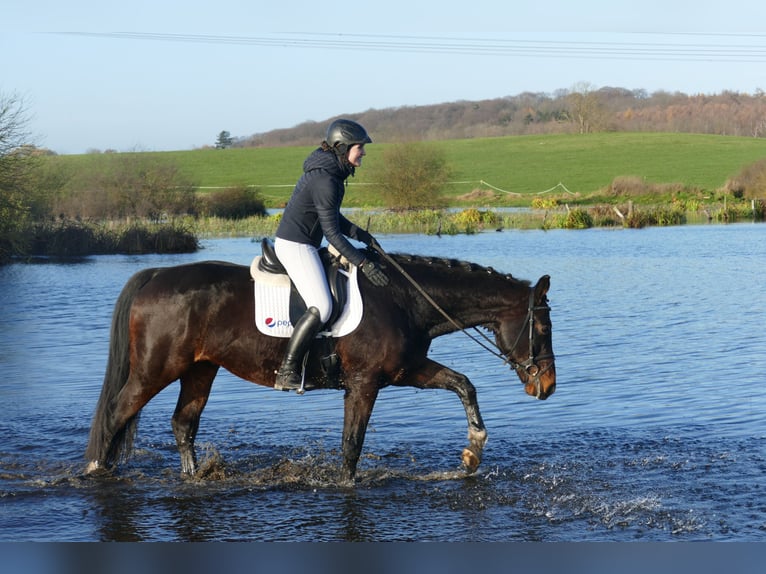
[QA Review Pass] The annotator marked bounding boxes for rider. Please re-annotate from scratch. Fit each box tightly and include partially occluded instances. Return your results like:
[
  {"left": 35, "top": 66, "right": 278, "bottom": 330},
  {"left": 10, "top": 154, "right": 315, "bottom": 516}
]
[{"left": 273, "top": 118, "right": 389, "bottom": 391}]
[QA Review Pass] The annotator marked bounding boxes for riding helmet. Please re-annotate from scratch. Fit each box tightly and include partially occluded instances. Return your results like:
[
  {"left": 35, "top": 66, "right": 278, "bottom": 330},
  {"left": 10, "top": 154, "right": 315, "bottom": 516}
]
[{"left": 325, "top": 119, "right": 372, "bottom": 149}]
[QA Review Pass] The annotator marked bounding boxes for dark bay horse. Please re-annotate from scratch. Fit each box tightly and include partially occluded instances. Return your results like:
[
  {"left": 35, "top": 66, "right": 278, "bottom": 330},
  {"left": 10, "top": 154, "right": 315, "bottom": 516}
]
[{"left": 85, "top": 249, "right": 556, "bottom": 482}]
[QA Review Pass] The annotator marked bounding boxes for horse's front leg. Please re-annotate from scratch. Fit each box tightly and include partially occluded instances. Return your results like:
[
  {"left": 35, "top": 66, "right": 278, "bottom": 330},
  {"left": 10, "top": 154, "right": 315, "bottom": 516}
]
[
  {"left": 405, "top": 359, "right": 487, "bottom": 474},
  {"left": 341, "top": 378, "right": 380, "bottom": 484}
]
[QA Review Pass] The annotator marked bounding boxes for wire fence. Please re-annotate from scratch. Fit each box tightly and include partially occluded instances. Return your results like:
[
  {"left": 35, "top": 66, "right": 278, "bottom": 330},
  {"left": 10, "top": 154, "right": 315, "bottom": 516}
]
[{"left": 196, "top": 179, "right": 579, "bottom": 196}]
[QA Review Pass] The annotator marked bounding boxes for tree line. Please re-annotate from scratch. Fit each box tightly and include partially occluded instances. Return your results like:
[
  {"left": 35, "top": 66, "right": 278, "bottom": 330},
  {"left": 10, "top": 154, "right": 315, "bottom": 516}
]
[{"left": 237, "top": 86, "right": 766, "bottom": 147}]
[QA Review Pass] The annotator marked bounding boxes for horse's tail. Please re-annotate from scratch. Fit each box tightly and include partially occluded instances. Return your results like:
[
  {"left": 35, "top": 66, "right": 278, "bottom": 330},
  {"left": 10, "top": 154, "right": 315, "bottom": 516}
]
[{"left": 85, "top": 268, "right": 157, "bottom": 470}]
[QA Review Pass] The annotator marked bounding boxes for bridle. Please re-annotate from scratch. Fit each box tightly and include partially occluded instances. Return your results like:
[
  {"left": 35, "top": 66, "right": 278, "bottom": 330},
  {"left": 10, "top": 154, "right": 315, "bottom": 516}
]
[
  {"left": 372, "top": 244, "right": 555, "bottom": 397},
  {"left": 502, "top": 288, "right": 556, "bottom": 398}
]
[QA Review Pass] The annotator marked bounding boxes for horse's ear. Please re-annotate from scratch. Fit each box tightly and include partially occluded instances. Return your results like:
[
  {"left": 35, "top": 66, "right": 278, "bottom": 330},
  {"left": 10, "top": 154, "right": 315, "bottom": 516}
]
[{"left": 534, "top": 275, "right": 551, "bottom": 302}]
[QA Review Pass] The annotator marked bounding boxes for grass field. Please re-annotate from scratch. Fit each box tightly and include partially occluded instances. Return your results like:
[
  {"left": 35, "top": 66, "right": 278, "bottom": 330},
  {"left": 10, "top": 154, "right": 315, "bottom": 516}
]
[{"left": 48, "top": 133, "right": 766, "bottom": 208}]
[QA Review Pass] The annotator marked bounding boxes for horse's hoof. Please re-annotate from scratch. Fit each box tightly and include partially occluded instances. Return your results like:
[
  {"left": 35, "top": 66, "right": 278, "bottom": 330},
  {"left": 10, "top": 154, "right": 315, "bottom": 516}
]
[
  {"left": 461, "top": 447, "right": 480, "bottom": 474},
  {"left": 338, "top": 477, "right": 355, "bottom": 488},
  {"left": 84, "top": 460, "right": 110, "bottom": 477}
]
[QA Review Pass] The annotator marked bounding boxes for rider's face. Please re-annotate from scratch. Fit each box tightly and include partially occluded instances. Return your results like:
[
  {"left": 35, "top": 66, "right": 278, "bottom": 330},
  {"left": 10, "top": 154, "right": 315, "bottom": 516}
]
[{"left": 347, "top": 144, "right": 366, "bottom": 167}]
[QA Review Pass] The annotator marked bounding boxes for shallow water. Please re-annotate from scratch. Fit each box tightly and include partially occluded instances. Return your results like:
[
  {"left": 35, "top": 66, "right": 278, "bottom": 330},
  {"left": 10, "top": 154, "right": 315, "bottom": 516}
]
[{"left": 1, "top": 224, "right": 765, "bottom": 541}]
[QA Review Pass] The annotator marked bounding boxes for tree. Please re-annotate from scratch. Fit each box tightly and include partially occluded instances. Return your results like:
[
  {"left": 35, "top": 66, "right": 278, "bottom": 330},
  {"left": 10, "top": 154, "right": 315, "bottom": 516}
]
[
  {"left": 0, "top": 91, "right": 35, "bottom": 261},
  {"left": 370, "top": 142, "right": 450, "bottom": 210},
  {"left": 567, "top": 83, "right": 607, "bottom": 134},
  {"left": 215, "top": 130, "right": 233, "bottom": 149}
]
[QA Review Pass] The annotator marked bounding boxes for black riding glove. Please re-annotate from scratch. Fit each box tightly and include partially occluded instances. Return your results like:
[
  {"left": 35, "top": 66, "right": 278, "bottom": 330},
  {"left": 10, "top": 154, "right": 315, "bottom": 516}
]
[
  {"left": 360, "top": 260, "right": 389, "bottom": 287},
  {"left": 355, "top": 229, "right": 380, "bottom": 250}
]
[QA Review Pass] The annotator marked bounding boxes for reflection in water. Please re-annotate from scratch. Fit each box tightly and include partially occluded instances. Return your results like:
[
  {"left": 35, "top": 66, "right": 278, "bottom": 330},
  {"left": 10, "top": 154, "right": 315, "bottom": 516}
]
[
  {"left": 88, "top": 478, "right": 146, "bottom": 542},
  {"left": 339, "top": 491, "right": 371, "bottom": 542}
]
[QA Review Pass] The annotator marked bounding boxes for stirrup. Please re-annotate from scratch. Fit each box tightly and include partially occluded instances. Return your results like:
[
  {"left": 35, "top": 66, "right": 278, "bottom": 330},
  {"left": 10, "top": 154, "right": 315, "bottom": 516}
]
[{"left": 274, "top": 354, "right": 309, "bottom": 394}]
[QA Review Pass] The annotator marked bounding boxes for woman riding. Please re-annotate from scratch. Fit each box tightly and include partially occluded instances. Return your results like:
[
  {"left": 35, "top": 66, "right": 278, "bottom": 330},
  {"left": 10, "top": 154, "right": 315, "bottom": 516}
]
[{"left": 273, "top": 118, "right": 389, "bottom": 391}]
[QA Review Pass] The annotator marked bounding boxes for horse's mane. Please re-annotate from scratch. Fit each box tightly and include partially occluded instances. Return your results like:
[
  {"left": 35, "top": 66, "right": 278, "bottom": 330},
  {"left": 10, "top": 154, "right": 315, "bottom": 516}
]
[{"left": 388, "top": 252, "right": 531, "bottom": 287}]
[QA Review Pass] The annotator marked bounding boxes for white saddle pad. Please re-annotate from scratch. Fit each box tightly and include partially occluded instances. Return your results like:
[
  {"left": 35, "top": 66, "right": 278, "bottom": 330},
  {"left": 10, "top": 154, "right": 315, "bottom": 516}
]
[{"left": 250, "top": 256, "right": 363, "bottom": 338}]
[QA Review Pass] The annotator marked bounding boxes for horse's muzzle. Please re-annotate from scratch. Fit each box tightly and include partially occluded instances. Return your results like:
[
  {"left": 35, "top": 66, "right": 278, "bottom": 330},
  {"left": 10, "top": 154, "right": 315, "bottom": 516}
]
[{"left": 523, "top": 360, "right": 556, "bottom": 400}]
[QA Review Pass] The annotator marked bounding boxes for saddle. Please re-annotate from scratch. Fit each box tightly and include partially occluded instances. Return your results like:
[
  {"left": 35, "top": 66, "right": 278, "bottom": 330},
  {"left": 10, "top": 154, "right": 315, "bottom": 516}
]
[
  {"left": 252, "top": 238, "right": 364, "bottom": 389},
  {"left": 257, "top": 238, "right": 349, "bottom": 327}
]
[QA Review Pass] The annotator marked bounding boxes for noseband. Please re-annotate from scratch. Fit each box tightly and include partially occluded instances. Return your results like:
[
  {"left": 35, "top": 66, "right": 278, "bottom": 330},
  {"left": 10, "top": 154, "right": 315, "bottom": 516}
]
[{"left": 504, "top": 288, "right": 555, "bottom": 398}]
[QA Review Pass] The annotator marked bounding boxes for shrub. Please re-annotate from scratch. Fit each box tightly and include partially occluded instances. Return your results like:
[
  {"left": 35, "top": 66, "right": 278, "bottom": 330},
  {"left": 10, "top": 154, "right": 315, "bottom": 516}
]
[
  {"left": 531, "top": 197, "right": 559, "bottom": 209},
  {"left": 623, "top": 206, "right": 685, "bottom": 228},
  {"left": 450, "top": 208, "right": 500, "bottom": 232},
  {"left": 562, "top": 208, "right": 593, "bottom": 229},
  {"left": 22, "top": 221, "right": 198, "bottom": 256},
  {"left": 587, "top": 205, "right": 622, "bottom": 227},
  {"left": 200, "top": 186, "right": 267, "bottom": 219},
  {"left": 725, "top": 158, "right": 766, "bottom": 200},
  {"left": 654, "top": 207, "right": 686, "bottom": 226},
  {"left": 671, "top": 195, "right": 701, "bottom": 211},
  {"left": 714, "top": 201, "right": 764, "bottom": 223},
  {"left": 115, "top": 223, "right": 198, "bottom": 253},
  {"left": 151, "top": 224, "right": 199, "bottom": 252},
  {"left": 454, "top": 207, "right": 482, "bottom": 225},
  {"left": 28, "top": 221, "right": 113, "bottom": 255},
  {"left": 607, "top": 176, "right": 696, "bottom": 199},
  {"left": 370, "top": 143, "right": 450, "bottom": 209},
  {"left": 624, "top": 210, "right": 650, "bottom": 229},
  {"left": 608, "top": 176, "right": 647, "bottom": 196},
  {"left": 54, "top": 154, "right": 198, "bottom": 221}
]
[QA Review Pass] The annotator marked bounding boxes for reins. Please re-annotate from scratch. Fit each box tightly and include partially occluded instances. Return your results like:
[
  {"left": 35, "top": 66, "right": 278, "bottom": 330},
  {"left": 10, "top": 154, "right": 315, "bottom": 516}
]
[{"left": 371, "top": 244, "right": 538, "bottom": 369}]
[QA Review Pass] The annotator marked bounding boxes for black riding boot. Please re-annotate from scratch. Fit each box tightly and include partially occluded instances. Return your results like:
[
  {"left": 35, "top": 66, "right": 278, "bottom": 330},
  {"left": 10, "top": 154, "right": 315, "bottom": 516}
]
[{"left": 274, "top": 307, "right": 323, "bottom": 391}]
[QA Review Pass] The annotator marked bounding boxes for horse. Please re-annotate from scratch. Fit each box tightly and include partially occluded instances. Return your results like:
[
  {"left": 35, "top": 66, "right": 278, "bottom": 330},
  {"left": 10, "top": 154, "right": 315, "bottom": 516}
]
[{"left": 84, "top": 246, "right": 556, "bottom": 483}]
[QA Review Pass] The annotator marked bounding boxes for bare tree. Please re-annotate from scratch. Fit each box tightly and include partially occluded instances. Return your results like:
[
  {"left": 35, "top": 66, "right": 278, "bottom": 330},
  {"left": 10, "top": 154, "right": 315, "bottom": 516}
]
[
  {"left": 58, "top": 153, "right": 198, "bottom": 222},
  {"left": 0, "top": 92, "right": 33, "bottom": 194},
  {"left": 0, "top": 91, "right": 35, "bottom": 260},
  {"left": 567, "top": 83, "right": 608, "bottom": 134},
  {"left": 0, "top": 92, "right": 32, "bottom": 154}
]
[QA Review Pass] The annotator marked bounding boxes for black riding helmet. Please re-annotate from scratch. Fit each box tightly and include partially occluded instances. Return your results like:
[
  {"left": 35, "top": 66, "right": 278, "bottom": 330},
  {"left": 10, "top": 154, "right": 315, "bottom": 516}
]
[{"left": 325, "top": 119, "right": 372, "bottom": 152}]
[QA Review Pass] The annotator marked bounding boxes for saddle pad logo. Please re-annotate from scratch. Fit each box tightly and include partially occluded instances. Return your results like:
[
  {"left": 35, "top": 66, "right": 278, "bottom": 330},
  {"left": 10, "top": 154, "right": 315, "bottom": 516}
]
[{"left": 264, "top": 317, "right": 291, "bottom": 329}]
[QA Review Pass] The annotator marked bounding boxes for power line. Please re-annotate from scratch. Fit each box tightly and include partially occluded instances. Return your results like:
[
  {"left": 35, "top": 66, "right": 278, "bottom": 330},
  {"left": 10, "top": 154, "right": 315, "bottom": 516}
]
[{"left": 52, "top": 31, "right": 766, "bottom": 63}]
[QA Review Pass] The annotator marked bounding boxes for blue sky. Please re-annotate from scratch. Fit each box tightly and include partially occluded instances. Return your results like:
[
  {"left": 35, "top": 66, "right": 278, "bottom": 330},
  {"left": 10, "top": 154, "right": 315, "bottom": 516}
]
[{"left": 4, "top": 0, "right": 766, "bottom": 154}]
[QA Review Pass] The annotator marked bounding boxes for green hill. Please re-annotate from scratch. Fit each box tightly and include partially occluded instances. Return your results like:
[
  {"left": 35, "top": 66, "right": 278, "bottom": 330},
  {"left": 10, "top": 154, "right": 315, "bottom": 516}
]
[{"left": 48, "top": 133, "right": 766, "bottom": 208}]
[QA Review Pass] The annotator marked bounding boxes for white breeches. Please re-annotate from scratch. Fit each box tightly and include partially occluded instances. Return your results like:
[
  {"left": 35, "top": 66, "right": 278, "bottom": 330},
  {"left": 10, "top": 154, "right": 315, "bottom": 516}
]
[{"left": 274, "top": 237, "right": 333, "bottom": 323}]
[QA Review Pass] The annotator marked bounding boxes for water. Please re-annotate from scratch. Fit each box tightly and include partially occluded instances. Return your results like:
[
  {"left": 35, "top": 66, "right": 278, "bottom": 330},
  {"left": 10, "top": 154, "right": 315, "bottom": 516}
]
[{"left": 1, "top": 224, "right": 765, "bottom": 542}]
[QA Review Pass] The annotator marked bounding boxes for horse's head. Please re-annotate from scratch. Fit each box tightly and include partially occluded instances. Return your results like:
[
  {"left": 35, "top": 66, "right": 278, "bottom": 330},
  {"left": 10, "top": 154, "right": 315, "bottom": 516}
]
[{"left": 497, "top": 275, "right": 556, "bottom": 400}]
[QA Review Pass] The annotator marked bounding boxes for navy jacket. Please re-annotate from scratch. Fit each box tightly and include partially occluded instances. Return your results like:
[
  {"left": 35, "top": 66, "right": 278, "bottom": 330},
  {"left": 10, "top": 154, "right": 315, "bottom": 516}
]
[{"left": 275, "top": 147, "right": 367, "bottom": 267}]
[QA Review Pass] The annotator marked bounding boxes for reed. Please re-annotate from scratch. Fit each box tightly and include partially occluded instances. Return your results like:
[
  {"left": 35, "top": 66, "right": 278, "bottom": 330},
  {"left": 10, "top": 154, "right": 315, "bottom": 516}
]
[
  {"left": 25, "top": 220, "right": 198, "bottom": 256},
  {"left": 12, "top": 201, "right": 761, "bottom": 260}
]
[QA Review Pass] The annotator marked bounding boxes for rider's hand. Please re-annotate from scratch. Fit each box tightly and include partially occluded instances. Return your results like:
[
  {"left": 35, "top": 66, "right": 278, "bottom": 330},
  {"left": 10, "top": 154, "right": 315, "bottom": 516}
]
[{"left": 360, "top": 260, "right": 389, "bottom": 287}]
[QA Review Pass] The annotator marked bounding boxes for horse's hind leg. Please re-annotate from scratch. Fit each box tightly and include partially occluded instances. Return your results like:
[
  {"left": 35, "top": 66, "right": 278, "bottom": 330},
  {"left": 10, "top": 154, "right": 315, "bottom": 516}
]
[
  {"left": 172, "top": 361, "right": 219, "bottom": 475},
  {"left": 85, "top": 373, "right": 163, "bottom": 474}
]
